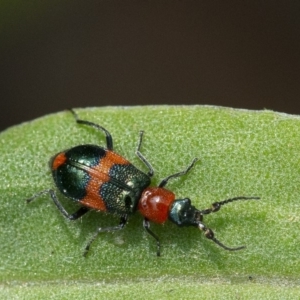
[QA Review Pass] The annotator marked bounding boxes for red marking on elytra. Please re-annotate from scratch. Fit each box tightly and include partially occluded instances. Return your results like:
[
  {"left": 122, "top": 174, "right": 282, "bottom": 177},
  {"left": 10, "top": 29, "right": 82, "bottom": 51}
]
[
  {"left": 52, "top": 152, "right": 67, "bottom": 170},
  {"left": 79, "top": 150, "right": 130, "bottom": 211}
]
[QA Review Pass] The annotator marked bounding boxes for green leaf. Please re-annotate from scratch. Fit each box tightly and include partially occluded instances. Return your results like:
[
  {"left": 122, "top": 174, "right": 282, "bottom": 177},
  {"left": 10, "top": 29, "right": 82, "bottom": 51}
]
[{"left": 1, "top": 106, "right": 300, "bottom": 298}]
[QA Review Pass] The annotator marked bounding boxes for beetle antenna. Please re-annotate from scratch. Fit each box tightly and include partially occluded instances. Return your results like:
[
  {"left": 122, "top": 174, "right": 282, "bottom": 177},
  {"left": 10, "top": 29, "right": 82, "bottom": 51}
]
[
  {"left": 200, "top": 196, "right": 260, "bottom": 215},
  {"left": 198, "top": 222, "right": 245, "bottom": 251}
]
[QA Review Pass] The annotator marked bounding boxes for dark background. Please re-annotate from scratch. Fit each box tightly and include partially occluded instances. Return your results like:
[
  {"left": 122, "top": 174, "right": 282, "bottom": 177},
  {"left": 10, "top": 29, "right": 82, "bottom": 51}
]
[{"left": 1, "top": 1, "right": 300, "bottom": 131}]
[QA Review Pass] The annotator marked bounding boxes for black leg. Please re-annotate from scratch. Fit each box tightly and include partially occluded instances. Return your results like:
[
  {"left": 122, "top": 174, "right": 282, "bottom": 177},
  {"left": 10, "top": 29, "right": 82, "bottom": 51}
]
[
  {"left": 26, "top": 189, "right": 89, "bottom": 220},
  {"left": 69, "top": 109, "right": 113, "bottom": 150},
  {"left": 84, "top": 214, "right": 128, "bottom": 257},
  {"left": 143, "top": 218, "right": 161, "bottom": 256},
  {"left": 159, "top": 157, "right": 199, "bottom": 188},
  {"left": 135, "top": 131, "right": 154, "bottom": 177}
]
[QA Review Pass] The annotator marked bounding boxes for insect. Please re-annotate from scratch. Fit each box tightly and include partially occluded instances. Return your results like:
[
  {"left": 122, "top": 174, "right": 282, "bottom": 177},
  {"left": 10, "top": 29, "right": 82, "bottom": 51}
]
[{"left": 27, "top": 109, "right": 259, "bottom": 256}]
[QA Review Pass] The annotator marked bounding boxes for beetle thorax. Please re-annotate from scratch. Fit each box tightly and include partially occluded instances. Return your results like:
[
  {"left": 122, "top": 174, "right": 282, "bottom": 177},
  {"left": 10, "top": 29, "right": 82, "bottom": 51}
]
[{"left": 138, "top": 187, "right": 175, "bottom": 223}]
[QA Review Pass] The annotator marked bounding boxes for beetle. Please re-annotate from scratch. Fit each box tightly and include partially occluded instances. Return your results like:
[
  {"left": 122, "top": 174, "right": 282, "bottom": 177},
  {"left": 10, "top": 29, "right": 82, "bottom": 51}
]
[{"left": 27, "top": 109, "right": 259, "bottom": 256}]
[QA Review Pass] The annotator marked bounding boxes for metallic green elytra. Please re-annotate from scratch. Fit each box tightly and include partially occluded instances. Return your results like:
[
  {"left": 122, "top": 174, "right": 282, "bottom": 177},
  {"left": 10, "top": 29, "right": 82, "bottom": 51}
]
[{"left": 51, "top": 144, "right": 150, "bottom": 214}]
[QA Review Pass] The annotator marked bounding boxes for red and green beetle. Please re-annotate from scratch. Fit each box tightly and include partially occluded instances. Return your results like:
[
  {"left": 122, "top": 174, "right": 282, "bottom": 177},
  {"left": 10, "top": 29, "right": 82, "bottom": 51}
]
[{"left": 27, "top": 110, "right": 259, "bottom": 256}]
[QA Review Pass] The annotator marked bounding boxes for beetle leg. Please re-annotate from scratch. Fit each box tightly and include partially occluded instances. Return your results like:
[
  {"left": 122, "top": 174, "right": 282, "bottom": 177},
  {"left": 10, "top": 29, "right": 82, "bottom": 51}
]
[
  {"left": 135, "top": 131, "right": 154, "bottom": 177},
  {"left": 159, "top": 157, "right": 198, "bottom": 188},
  {"left": 26, "top": 189, "right": 89, "bottom": 220},
  {"left": 69, "top": 109, "right": 114, "bottom": 150},
  {"left": 143, "top": 218, "right": 161, "bottom": 256},
  {"left": 84, "top": 214, "right": 128, "bottom": 257}
]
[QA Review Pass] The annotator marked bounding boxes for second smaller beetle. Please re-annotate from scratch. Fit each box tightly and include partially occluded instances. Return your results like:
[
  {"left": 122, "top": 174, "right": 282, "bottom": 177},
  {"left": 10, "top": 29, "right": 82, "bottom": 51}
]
[{"left": 27, "top": 109, "right": 259, "bottom": 256}]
